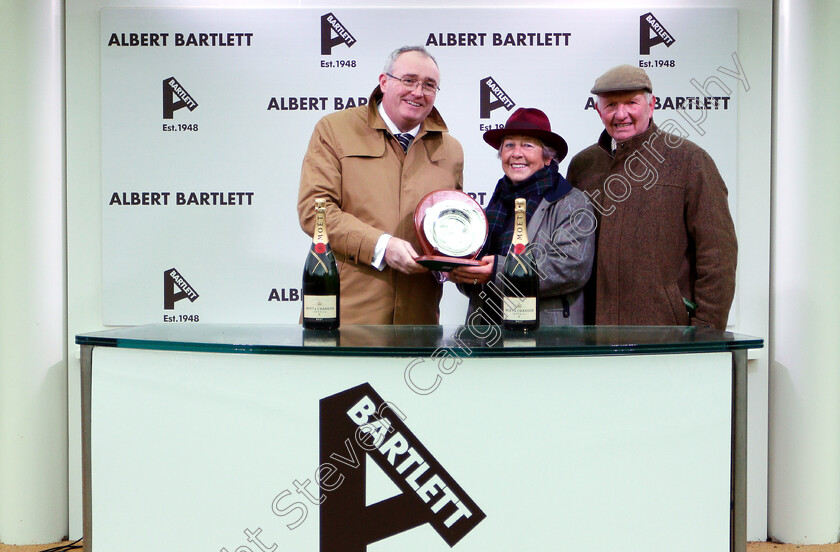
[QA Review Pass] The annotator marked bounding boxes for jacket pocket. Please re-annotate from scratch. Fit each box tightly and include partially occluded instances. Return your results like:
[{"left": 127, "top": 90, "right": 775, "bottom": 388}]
[{"left": 664, "top": 282, "right": 691, "bottom": 325}]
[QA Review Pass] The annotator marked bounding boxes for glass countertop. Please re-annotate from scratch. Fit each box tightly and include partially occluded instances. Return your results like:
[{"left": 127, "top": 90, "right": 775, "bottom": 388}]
[{"left": 76, "top": 324, "right": 763, "bottom": 357}]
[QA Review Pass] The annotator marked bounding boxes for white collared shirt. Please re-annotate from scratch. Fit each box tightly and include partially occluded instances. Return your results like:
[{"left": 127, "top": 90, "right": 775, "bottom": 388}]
[
  {"left": 371, "top": 102, "right": 421, "bottom": 270},
  {"left": 378, "top": 101, "right": 421, "bottom": 138}
]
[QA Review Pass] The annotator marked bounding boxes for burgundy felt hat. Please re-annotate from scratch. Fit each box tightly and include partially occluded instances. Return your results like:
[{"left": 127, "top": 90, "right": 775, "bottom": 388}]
[{"left": 482, "top": 107, "right": 568, "bottom": 162}]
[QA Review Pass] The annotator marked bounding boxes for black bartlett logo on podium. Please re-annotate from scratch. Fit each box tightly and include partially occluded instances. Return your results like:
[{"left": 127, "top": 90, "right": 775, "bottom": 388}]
[
  {"left": 162, "top": 77, "right": 198, "bottom": 119},
  {"left": 479, "top": 76, "right": 515, "bottom": 119},
  {"left": 164, "top": 268, "right": 199, "bottom": 310},
  {"left": 320, "top": 12, "right": 356, "bottom": 55},
  {"left": 319, "top": 383, "right": 485, "bottom": 551},
  {"left": 639, "top": 12, "right": 676, "bottom": 55}
]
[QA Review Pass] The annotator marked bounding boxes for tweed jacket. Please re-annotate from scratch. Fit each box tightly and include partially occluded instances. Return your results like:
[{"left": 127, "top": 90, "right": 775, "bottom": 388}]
[
  {"left": 566, "top": 122, "right": 737, "bottom": 330},
  {"left": 297, "top": 87, "right": 464, "bottom": 325},
  {"left": 462, "top": 178, "right": 595, "bottom": 326}
]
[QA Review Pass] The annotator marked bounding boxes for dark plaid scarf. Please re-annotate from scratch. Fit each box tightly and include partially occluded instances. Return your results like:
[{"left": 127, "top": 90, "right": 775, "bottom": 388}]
[{"left": 482, "top": 161, "right": 560, "bottom": 256}]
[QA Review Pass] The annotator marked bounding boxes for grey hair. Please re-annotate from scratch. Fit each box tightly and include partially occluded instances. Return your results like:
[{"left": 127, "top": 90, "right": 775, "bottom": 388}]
[
  {"left": 542, "top": 144, "right": 558, "bottom": 162},
  {"left": 384, "top": 46, "right": 439, "bottom": 74},
  {"left": 496, "top": 136, "right": 557, "bottom": 162}
]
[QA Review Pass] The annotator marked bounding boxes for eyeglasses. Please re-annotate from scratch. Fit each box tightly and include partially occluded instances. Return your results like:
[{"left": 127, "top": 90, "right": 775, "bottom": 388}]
[{"left": 385, "top": 73, "right": 440, "bottom": 95}]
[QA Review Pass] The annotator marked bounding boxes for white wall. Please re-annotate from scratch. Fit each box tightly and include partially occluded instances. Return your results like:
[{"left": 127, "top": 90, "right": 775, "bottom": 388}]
[
  {"left": 65, "top": 0, "right": 772, "bottom": 541},
  {"left": 769, "top": 0, "right": 840, "bottom": 544},
  {"left": 0, "top": 0, "right": 66, "bottom": 544}
]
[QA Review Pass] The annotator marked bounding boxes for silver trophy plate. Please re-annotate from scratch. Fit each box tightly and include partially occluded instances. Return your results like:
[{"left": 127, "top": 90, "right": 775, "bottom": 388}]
[{"left": 423, "top": 200, "right": 487, "bottom": 258}]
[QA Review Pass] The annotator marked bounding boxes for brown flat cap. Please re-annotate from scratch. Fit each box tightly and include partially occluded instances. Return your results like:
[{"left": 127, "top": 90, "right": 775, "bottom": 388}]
[{"left": 590, "top": 64, "right": 653, "bottom": 94}]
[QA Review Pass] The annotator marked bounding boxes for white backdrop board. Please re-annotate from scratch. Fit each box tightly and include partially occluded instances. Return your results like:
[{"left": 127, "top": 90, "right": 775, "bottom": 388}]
[{"left": 101, "top": 7, "right": 739, "bottom": 325}]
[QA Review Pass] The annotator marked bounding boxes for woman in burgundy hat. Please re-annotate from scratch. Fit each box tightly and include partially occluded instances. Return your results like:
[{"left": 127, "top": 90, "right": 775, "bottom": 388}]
[{"left": 450, "top": 107, "right": 595, "bottom": 325}]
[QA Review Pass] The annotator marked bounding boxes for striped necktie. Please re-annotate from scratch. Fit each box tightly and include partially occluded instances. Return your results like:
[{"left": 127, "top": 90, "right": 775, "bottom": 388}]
[{"left": 395, "top": 133, "right": 413, "bottom": 152}]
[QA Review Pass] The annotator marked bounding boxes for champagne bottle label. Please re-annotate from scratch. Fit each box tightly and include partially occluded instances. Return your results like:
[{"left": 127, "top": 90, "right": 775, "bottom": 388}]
[
  {"left": 503, "top": 297, "right": 537, "bottom": 320},
  {"left": 303, "top": 295, "right": 337, "bottom": 318},
  {"left": 511, "top": 205, "right": 528, "bottom": 250},
  {"left": 313, "top": 201, "right": 329, "bottom": 250}
]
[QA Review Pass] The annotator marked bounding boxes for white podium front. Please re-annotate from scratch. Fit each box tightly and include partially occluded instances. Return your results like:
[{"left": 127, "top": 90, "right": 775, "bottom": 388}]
[{"left": 76, "top": 325, "right": 762, "bottom": 552}]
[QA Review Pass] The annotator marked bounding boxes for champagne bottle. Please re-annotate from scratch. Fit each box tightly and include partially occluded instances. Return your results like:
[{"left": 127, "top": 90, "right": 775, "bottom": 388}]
[
  {"left": 302, "top": 198, "right": 340, "bottom": 330},
  {"left": 502, "top": 198, "right": 539, "bottom": 331}
]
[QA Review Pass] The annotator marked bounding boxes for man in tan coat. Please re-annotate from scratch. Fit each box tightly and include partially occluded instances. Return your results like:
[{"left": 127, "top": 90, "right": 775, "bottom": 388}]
[
  {"left": 298, "top": 46, "right": 464, "bottom": 324},
  {"left": 567, "top": 65, "right": 737, "bottom": 330}
]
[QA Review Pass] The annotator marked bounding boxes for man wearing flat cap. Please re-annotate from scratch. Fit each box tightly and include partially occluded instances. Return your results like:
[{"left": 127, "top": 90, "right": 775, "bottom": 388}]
[{"left": 567, "top": 64, "right": 737, "bottom": 330}]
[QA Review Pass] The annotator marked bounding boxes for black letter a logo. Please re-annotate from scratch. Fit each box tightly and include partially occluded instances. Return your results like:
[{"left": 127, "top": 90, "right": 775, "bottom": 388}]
[
  {"left": 319, "top": 383, "right": 485, "bottom": 551},
  {"left": 321, "top": 13, "right": 356, "bottom": 55}
]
